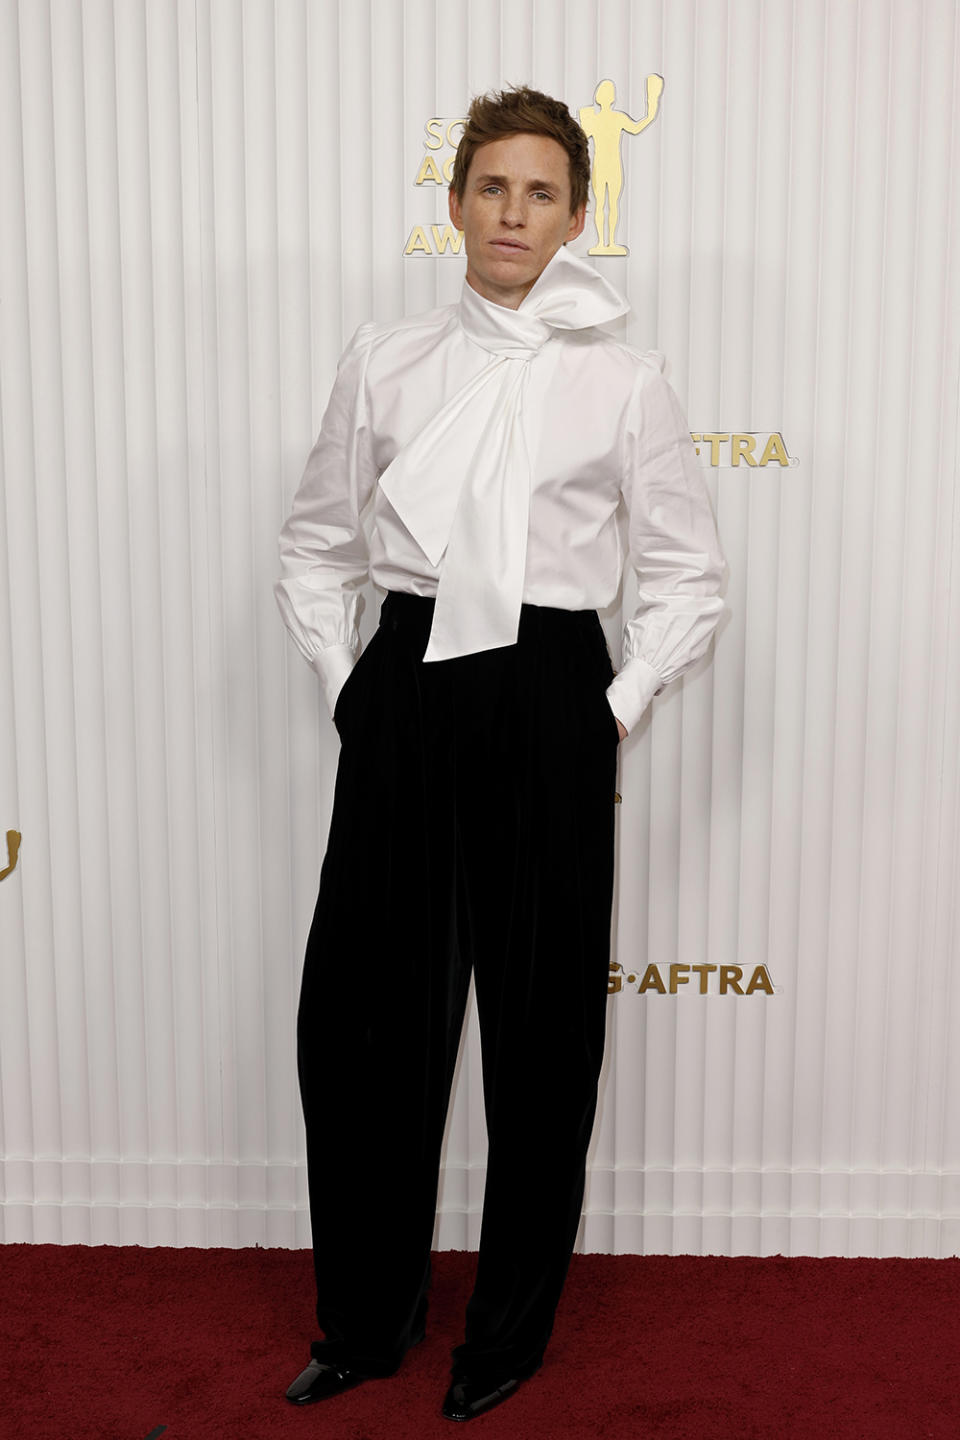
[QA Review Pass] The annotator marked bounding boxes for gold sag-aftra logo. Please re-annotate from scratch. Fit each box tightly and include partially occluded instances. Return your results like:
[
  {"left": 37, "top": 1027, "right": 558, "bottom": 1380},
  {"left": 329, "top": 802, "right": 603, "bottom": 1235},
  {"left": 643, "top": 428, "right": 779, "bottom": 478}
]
[
  {"left": 0, "top": 829, "right": 21, "bottom": 881},
  {"left": 609, "top": 961, "right": 776, "bottom": 997},
  {"left": 405, "top": 75, "right": 663, "bottom": 259},
  {"left": 692, "top": 433, "right": 796, "bottom": 469}
]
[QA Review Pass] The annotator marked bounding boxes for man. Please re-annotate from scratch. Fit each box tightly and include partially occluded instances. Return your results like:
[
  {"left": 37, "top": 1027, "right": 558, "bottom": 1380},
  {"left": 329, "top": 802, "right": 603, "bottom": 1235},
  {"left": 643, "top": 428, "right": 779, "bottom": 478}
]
[{"left": 275, "top": 85, "right": 725, "bottom": 1423}]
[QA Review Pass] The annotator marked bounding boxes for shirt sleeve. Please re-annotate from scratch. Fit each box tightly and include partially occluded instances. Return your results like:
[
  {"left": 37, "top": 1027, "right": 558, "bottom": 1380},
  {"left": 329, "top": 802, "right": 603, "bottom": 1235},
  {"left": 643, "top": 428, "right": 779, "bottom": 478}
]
[
  {"left": 274, "top": 324, "right": 379, "bottom": 716},
  {"left": 605, "top": 357, "right": 727, "bottom": 733}
]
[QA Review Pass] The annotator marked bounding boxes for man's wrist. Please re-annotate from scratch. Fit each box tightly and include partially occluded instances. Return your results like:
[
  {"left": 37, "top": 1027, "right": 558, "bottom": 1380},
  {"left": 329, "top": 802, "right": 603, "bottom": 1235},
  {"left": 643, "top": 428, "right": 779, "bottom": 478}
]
[
  {"left": 312, "top": 643, "right": 357, "bottom": 718},
  {"left": 606, "top": 656, "right": 663, "bottom": 734}
]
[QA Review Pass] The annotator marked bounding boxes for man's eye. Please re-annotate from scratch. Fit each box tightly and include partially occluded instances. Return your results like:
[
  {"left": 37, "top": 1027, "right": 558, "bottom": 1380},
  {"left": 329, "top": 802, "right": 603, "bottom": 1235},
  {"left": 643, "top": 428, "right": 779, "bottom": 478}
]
[{"left": 532, "top": 191, "right": 553, "bottom": 201}]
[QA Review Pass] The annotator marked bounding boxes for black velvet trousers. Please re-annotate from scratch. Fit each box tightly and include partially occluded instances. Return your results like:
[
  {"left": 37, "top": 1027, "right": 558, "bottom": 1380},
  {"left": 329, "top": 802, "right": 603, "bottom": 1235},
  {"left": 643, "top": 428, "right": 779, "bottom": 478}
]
[{"left": 297, "top": 591, "right": 619, "bottom": 1384}]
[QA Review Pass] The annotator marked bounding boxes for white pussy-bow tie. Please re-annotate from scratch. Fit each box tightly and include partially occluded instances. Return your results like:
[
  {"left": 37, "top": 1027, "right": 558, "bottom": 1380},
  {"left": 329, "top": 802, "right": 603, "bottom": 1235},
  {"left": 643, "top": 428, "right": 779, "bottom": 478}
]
[{"left": 377, "top": 245, "right": 630, "bottom": 662}]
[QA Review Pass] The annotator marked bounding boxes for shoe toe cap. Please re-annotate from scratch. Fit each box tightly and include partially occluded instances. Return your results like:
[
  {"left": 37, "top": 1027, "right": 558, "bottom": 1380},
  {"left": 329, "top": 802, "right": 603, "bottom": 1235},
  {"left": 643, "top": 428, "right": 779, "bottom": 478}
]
[{"left": 285, "top": 1358, "right": 360, "bottom": 1404}]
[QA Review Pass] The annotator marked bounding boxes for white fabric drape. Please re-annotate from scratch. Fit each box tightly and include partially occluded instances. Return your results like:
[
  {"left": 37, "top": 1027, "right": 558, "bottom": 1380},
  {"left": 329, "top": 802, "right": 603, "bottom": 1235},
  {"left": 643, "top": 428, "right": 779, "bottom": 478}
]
[{"left": 1, "top": 0, "right": 958, "bottom": 1257}]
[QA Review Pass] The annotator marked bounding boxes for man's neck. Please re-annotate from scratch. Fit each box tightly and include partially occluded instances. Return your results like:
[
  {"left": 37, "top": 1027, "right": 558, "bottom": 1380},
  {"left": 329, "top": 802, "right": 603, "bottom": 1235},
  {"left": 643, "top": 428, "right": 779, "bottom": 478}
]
[{"left": 464, "top": 270, "right": 535, "bottom": 312}]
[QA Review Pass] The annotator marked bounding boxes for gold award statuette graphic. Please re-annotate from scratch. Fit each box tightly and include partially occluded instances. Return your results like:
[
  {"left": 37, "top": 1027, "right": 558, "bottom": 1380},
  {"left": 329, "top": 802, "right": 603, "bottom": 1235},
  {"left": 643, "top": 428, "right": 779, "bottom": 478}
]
[
  {"left": 1, "top": 829, "right": 21, "bottom": 881},
  {"left": 579, "top": 76, "right": 663, "bottom": 256}
]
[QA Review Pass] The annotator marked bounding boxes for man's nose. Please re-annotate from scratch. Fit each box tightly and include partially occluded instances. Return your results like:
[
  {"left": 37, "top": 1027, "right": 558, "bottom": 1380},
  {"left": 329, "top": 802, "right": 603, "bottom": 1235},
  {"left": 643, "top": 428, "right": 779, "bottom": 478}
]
[{"left": 499, "top": 193, "right": 526, "bottom": 226}]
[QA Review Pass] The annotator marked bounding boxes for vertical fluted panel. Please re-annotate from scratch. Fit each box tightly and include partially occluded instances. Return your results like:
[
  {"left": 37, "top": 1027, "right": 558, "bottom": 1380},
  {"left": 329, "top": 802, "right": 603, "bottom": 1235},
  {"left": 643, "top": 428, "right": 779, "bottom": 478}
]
[
  {"left": 1, "top": 0, "right": 959, "bottom": 1257},
  {"left": 85, "top": 0, "right": 148, "bottom": 1235},
  {"left": 0, "top": 0, "right": 36, "bottom": 1212}
]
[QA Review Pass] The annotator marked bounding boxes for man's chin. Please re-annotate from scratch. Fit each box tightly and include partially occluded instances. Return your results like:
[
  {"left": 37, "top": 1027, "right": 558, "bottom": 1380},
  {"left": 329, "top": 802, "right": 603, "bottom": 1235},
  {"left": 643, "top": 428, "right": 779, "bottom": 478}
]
[{"left": 465, "top": 259, "right": 544, "bottom": 307}]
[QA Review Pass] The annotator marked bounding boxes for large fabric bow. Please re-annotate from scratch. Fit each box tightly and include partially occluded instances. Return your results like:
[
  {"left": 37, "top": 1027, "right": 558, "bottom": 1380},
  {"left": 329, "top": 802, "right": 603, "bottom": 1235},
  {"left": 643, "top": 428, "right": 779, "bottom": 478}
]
[{"left": 377, "top": 245, "right": 629, "bottom": 662}]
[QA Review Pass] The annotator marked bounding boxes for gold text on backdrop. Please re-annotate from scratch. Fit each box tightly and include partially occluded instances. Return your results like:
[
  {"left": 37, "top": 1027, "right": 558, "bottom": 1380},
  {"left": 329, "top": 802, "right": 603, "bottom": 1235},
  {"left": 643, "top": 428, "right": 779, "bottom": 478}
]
[
  {"left": 405, "top": 114, "right": 467, "bottom": 256},
  {"left": 692, "top": 433, "right": 797, "bottom": 467},
  {"left": 404, "top": 224, "right": 465, "bottom": 257},
  {"left": 415, "top": 117, "right": 465, "bottom": 184},
  {"left": 609, "top": 961, "right": 776, "bottom": 996}
]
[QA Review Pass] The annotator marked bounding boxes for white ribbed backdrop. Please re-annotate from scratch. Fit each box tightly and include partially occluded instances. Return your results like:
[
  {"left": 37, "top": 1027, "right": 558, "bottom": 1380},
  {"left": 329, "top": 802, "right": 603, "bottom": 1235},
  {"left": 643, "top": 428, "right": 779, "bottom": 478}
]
[{"left": 1, "top": 0, "right": 959, "bottom": 1258}]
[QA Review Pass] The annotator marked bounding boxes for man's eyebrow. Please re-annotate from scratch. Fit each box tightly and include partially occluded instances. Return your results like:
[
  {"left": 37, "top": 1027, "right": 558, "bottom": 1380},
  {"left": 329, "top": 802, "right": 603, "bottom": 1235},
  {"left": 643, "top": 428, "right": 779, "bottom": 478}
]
[{"left": 472, "top": 173, "right": 560, "bottom": 191}]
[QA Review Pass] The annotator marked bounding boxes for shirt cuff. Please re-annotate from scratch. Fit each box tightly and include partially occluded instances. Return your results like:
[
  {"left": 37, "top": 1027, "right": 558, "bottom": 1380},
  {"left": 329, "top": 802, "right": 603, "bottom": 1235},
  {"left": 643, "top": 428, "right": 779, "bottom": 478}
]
[
  {"left": 311, "top": 643, "right": 357, "bottom": 718},
  {"left": 605, "top": 656, "right": 664, "bottom": 734}
]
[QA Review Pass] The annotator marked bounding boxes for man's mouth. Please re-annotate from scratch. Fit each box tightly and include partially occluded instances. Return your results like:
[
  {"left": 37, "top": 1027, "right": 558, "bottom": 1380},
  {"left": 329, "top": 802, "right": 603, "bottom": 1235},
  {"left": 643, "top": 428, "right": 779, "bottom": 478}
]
[{"left": 490, "top": 239, "right": 529, "bottom": 251}]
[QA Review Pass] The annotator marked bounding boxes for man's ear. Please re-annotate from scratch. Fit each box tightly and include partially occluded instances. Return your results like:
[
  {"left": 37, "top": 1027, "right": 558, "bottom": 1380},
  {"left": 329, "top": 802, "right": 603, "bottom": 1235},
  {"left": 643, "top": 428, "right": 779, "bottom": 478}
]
[
  {"left": 449, "top": 188, "right": 463, "bottom": 231},
  {"left": 566, "top": 203, "right": 587, "bottom": 244}
]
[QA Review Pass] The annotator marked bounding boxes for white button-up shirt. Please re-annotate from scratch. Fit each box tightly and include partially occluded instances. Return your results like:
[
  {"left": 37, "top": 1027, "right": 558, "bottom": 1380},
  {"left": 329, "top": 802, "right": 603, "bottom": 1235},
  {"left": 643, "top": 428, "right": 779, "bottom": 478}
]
[{"left": 275, "top": 273, "right": 726, "bottom": 733}]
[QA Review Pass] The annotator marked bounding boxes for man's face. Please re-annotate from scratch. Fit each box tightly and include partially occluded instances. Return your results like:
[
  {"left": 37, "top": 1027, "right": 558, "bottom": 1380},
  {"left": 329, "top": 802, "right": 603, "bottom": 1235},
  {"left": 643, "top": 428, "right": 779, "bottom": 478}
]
[{"left": 448, "top": 132, "right": 586, "bottom": 310}]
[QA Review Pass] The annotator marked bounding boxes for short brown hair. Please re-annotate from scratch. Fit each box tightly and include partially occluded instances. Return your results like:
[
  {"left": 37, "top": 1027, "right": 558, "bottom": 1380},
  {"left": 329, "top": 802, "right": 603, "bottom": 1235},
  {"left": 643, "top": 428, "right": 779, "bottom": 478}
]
[{"left": 450, "top": 85, "right": 590, "bottom": 215}]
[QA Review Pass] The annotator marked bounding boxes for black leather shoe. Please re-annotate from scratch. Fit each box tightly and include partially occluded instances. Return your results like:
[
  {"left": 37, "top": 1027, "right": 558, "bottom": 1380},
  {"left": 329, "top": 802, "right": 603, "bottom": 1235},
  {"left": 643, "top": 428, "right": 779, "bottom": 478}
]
[
  {"left": 285, "top": 1328, "right": 426, "bottom": 1406},
  {"left": 441, "top": 1373, "right": 527, "bottom": 1422},
  {"left": 285, "top": 1358, "right": 365, "bottom": 1405}
]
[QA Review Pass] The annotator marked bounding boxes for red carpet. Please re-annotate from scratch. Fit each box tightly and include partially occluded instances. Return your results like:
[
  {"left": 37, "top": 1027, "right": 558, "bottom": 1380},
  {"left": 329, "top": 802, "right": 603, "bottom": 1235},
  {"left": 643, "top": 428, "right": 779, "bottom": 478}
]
[{"left": 3, "top": 1245, "right": 959, "bottom": 1438}]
